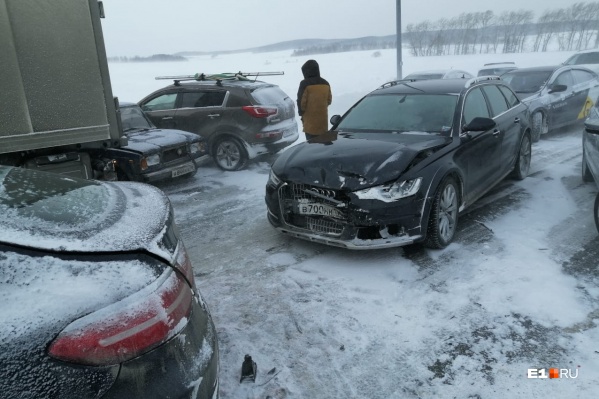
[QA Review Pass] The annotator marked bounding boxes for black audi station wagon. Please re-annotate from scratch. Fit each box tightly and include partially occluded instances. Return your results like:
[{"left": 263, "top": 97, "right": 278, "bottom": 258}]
[{"left": 265, "top": 77, "right": 532, "bottom": 249}]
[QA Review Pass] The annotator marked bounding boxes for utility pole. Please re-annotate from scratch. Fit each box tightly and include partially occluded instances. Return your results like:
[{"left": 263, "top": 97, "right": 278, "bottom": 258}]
[{"left": 396, "top": 0, "right": 402, "bottom": 79}]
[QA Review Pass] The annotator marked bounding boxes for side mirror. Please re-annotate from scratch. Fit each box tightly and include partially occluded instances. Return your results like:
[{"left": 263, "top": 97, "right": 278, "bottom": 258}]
[
  {"left": 585, "top": 118, "right": 599, "bottom": 135},
  {"left": 330, "top": 115, "right": 341, "bottom": 126},
  {"left": 549, "top": 84, "right": 567, "bottom": 93},
  {"left": 463, "top": 117, "right": 496, "bottom": 132}
]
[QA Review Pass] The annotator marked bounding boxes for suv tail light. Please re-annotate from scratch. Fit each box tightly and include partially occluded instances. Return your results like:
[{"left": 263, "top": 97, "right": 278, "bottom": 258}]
[
  {"left": 48, "top": 267, "right": 193, "bottom": 366},
  {"left": 242, "top": 105, "right": 277, "bottom": 118}
]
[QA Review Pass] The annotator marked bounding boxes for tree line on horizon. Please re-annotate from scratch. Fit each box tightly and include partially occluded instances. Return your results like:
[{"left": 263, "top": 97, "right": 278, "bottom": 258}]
[{"left": 292, "top": 1, "right": 599, "bottom": 57}]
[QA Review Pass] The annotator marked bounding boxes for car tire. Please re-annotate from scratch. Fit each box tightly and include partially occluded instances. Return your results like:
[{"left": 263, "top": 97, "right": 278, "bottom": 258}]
[
  {"left": 594, "top": 193, "right": 599, "bottom": 235},
  {"left": 582, "top": 151, "right": 594, "bottom": 183},
  {"left": 512, "top": 132, "right": 531, "bottom": 180},
  {"left": 531, "top": 112, "right": 545, "bottom": 142},
  {"left": 425, "top": 176, "right": 459, "bottom": 249},
  {"left": 213, "top": 137, "right": 248, "bottom": 171}
]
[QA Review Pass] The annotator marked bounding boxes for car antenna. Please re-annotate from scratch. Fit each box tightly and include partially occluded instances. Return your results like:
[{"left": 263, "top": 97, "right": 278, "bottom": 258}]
[{"left": 155, "top": 71, "right": 284, "bottom": 86}]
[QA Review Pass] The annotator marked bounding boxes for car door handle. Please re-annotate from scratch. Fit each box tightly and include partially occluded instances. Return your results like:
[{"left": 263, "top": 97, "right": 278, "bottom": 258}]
[
  {"left": 492, "top": 129, "right": 501, "bottom": 137},
  {"left": 208, "top": 114, "right": 221, "bottom": 118},
  {"left": 514, "top": 117, "right": 520, "bottom": 124},
  {"left": 162, "top": 116, "right": 173, "bottom": 121}
]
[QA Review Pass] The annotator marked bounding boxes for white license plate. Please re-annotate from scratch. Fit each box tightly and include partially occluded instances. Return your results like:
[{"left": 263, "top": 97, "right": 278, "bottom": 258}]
[
  {"left": 172, "top": 164, "right": 195, "bottom": 177},
  {"left": 298, "top": 202, "right": 343, "bottom": 219}
]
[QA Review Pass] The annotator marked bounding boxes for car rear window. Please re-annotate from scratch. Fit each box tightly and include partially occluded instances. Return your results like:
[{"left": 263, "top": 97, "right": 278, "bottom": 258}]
[
  {"left": 251, "top": 86, "right": 290, "bottom": 105},
  {"left": 337, "top": 94, "right": 457, "bottom": 133}
]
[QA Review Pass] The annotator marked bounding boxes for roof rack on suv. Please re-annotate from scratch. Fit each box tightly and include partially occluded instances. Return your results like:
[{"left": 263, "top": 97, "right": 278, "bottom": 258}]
[
  {"left": 483, "top": 62, "right": 516, "bottom": 66},
  {"left": 155, "top": 71, "right": 284, "bottom": 86},
  {"left": 378, "top": 78, "right": 419, "bottom": 89},
  {"left": 465, "top": 75, "right": 502, "bottom": 87}
]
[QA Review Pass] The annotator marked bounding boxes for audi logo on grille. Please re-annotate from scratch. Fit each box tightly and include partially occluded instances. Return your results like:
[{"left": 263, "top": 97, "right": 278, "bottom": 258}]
[{"left": 305, "top": 188, "right": 336, "bottom": 198}]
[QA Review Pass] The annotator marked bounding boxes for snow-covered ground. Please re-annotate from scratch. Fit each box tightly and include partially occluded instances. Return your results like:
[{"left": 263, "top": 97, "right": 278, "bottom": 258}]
[{"left": 109, "top": 49, "right": 599, "bottom": 398}]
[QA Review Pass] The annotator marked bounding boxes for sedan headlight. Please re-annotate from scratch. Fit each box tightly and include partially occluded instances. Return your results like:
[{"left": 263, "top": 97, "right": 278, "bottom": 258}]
[
  {"left": 142, "top": 154, "right": 161, "bottom": 170},
  {"left": 268, "top": 169, "right": 281, "bottom": 186},
  {"left": 355, "top": 177, "right": 422, "bottom": 202}
]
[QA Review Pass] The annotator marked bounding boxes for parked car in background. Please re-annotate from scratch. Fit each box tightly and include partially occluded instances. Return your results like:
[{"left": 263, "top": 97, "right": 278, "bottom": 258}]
[
  {"left": 477, "top": 62, "right": 518, "bottom": 77},
  {"left": 563, "top": 49, "right": 599, "bottom": 75},
  {"left": 112, "top": 103, "right": 210, "bottom": 182},
  {"left": 0, "top": 166, "right": 219, "bottom": 398},
  {"left": 403, "top": 69, "right": 473, "bottom": 80},
  {"left": 501, "top": 65, "right": 599, "bottom": 141},
  {"left": 581, "top": 106, "right": 599, "bottom": 233},
  {"left": 266, "top": 77, "right": 531, "bottom": 249},
  {"left": 139, "top": 75, "right": 298, "bottom": 171}
]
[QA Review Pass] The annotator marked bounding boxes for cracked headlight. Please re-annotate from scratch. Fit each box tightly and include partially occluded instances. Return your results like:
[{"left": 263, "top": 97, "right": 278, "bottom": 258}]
[
  {"left": 141, "top": 154, "right": 160, "bottom": 170},
  {"left": 268, "top": 169, "right": 281, "bottom": 186},
  {"left": 189, "top": 142, "right": 201, "bottom": 154},
  {"left": 355, "top": 177, "right": 422, "bottom": 201}
]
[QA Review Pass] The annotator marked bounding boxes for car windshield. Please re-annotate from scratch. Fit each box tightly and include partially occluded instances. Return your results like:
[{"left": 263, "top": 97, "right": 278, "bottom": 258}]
[
  {"left": 337, "top": 93, "right": 457, "bottom": 133},
  {"left": 501, "top": 70, "right": 553, "bottom": 93},
  {"left": 478, "top": 67, "right": 516, "bottom": 76},
  {"left": 120, "top": 106, "right": 153, "bottom": 131}
]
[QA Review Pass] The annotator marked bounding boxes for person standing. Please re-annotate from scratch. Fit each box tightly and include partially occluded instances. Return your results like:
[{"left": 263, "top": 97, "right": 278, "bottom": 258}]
[{"left": 297, "top": 59, "right": 332, "bottom": 140}]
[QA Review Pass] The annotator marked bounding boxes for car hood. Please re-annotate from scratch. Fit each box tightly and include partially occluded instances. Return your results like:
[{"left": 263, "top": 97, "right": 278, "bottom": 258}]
[
  {"left": 124, "top": 128, "right": 199, "bottom": 153},
  {"left": 0, "top": 166, "right": 173, "bottom": 261},
  {"left": 272, "top": 131, "right": 451, "bottom": 190}
]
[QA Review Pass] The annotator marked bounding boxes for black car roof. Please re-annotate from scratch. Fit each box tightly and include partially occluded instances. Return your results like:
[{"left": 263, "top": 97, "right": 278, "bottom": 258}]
[{"left": 373, "top": 78, "right": 496, "bottom": 95}]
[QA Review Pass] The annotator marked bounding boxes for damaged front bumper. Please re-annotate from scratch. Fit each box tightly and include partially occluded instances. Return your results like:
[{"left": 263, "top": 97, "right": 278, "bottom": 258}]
[{"left": 265, "top": 181, "right": 426, "bottom": 250}]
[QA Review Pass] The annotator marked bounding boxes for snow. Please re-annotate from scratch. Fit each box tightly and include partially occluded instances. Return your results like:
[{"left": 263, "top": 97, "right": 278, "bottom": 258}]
[{"left": 109, "top": 48, "right": 599, "bottom": 397}]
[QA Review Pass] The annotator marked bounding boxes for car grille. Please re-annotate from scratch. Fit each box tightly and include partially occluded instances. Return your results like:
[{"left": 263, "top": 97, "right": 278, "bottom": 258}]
[
  {"left": 162, "top": 146, "right": 189, "bottom": 163},
  {"left": 280, "top": 183, "right": 348, "bottom": 236}
]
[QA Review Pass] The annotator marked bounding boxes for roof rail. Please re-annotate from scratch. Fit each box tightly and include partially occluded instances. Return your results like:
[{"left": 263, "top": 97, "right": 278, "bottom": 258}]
[
  {"left": 155, "top": 71, "right": 284, "bottom": 86},
  {"left": 378, "top": 78, "right": 419, "bottom": 89},
  {"left": 483, "top": 62, "right": 516, "bottom": 66},
  {"left": 465, "top": 75, "right": 502, "bottom": 87}
]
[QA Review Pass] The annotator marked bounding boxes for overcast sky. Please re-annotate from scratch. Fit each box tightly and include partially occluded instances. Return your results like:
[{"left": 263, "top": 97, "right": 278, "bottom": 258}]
[{"left": 100, "top": 0, "right": 586, "bottom": 56}]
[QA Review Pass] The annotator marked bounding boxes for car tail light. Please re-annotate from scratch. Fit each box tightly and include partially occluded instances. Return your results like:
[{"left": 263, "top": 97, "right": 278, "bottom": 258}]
[
  {"left": 48, "top": 268, "right": 193, "bottom": 366},
  {"left": 242, "top": 105, "right": 277, "bottom": 118}
]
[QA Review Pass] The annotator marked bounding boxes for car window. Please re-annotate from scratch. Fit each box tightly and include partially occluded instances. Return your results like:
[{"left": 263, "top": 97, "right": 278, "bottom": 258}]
[
  {"left": 251, "top": 86, "right": 289, "bottom": 105},
  {"left": 404, "top": 73, "right": 444, "bottom": 80},
  {"left": 572, "top": 69, "right": 597, "bottom": 84},
  {"left": 120, "top": 106, "right": 153, "bottom": 130},
  {"left": 337, "top": 93, "right": 457, "bottom": 133},
  {"left": 502, "top": 70, "right": 553, "bottom": 93},
  {"left": 575, "top": 52, "right": 599, "bottom": 64},
  {"left": 553, "top": 70, "right": 575, "bottom": 88},
  {"left": 498, "top": 85, "right": 520, "bottom": 108},
  {"left": 463, "top": 88, "right": 490, "bottom": 124},
  {"left": 481, "top": 85, "right": 509, "bottom": 117},
  {"left": 180, "top": 91, "right": 226, "bottom": 108},
  {"left": 142, "top": 93, "right": 177, "bottom": 111}
]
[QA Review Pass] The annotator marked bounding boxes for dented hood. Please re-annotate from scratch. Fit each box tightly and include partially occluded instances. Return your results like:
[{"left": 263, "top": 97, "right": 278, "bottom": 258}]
[{"left": 273, "top": 131, "right": 451, "bottom": 190}]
